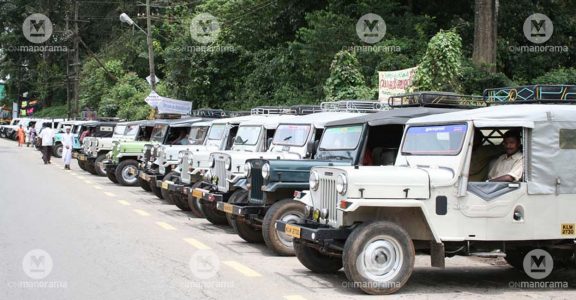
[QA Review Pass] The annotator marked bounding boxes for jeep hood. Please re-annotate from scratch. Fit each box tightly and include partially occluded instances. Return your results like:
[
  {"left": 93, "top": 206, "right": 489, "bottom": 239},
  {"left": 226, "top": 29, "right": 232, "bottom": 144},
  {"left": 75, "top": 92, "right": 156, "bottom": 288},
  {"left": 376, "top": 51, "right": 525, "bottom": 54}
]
[
  {"left": 264, "top": 159, "right": 351, "bottom": 183},
  {"left": 341, "top": 166, "right": 431, "bottom": 199}
]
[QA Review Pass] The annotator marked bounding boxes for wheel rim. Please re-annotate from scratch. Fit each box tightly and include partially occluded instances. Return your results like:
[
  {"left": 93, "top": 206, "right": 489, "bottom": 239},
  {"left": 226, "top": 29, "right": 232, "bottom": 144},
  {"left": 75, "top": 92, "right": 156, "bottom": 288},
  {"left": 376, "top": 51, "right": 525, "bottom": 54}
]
[
  {"left": 57, "top": 147, "right": 63, "bottom": 157},
  {"left": 121, "top": 164, "right": 138, "bottom": 184},
  {"left": 96, "top": 162, "right": 106, "bottom": 175},
  {"left": 358, "top": 236, "right": 403, "bottom": 283},
  {"left": 276, "top": 211, "right": 304, "bottom": 248}
]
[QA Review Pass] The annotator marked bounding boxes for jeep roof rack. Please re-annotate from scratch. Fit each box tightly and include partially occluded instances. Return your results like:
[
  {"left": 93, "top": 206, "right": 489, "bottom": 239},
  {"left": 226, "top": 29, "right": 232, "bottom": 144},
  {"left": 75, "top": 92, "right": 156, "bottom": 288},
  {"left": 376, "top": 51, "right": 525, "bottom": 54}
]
[
  {"left": 320, "top": 100, "right": 388, "bottom": 113},
  {"left": 225, "top": 110, "right": 251, "bottom": 117},
  {"left": 289, "top": 105, "right": 323, "bottom": 115},
  {"left": 388, "top": 92, "right": 486, "bottom": 108},
  {"left": 250, "top": 106, "right": 294, "bottom": 115},
  {"left": 483, "top": 84, "right": 576, "bottom": 104},
  {"left": 192, "top": 108, "right": 228, "bottom": 118}
]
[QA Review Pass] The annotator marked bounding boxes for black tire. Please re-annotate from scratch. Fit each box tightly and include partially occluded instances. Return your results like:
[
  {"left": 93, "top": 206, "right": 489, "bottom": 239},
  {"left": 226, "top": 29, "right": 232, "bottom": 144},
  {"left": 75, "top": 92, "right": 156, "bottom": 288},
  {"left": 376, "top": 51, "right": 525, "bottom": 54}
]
[
  {"left": 187, "top": 182, "right": 205, "bottom": 218},
  {"left": 226, "top": 189, "right": 249, "bottom": 232},
  {"left": 78, "top": 159, "right": 88, "bottom": 172},
  {"left": 85, "top": 160, "right": 98, "bottom": 175},
  {"left": 138, "top": 175, "right": 152, "bottom": 192},
  {"left": 343, "top": 221, "right": 415, "bottom": 295},
  {"left": 173, "top": 191, "right": 191, "bottom": 211},
  {"left": 505, "top": 248, "right": 530, "bottom": 270},
  {"left": 53, "top": 143, "right": 63, "bottom": 158},
  {"left": 202, "top": 200, "right": 229, "bottom": 225},
  {"left": 93, "top": 154, "right": 108, "bottom": 176},
  {"left": 107, "top": 169, "right": 119, "bottom": 184},
  {"left": 160, "top": 171, "right": 179, "bottom": 202},
  {"left": 150, "top": 178, "right": 164, "bottom": 200},
  {"left": 262, "top": 199, "right": 305, "bottom": 256},
  {"left": 115, "top": 159, "right": 140, "bottom": 186},
  {"left": 294, "top": 239, "right": 343, "bottom": 273},
  {"left": 228, "top": 190, "right": 263, "bottom": 243}
]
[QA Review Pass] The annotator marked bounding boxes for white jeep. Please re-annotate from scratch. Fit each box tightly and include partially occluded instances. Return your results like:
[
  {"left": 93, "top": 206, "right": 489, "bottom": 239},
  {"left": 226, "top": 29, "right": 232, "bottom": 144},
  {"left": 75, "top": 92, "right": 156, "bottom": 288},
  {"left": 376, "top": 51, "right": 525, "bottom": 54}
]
[{"left": 279, "top": 104, "right": 576, "bottom": 295}]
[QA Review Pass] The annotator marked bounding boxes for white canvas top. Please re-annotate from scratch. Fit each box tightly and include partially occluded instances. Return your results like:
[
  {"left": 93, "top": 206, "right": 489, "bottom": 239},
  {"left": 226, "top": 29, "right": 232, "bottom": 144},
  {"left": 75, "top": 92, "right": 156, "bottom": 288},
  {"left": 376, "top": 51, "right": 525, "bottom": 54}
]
[
  {"left": 279, "top": 112, "right": 364, "bottom": 128},
  {"left": 408, "top": 104, "right": 576, "bottom": 128},
  {"left": 238, "top": 114, "right": 297, "bottom": 129}
]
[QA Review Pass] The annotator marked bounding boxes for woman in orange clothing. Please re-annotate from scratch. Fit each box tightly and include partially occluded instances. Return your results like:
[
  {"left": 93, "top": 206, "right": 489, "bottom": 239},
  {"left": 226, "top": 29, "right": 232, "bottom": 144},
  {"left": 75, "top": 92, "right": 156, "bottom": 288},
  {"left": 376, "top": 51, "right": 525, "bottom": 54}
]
[{"left": 16, "top": 125, "right": 25, "bottom": 147}]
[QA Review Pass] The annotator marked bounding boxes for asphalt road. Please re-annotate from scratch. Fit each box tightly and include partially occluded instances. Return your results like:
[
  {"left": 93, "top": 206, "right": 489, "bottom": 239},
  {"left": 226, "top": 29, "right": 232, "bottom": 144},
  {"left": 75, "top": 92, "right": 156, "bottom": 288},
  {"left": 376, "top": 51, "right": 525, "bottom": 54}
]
[{"left": 0, "top": 138, "right": 574, "bottom": 300}]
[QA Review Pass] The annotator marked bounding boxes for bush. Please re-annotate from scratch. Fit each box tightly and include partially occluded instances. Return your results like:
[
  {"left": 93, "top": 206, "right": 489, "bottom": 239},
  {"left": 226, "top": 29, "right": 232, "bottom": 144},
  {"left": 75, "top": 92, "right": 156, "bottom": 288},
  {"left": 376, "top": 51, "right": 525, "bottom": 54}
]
[
  {"left": 533, "top": 68, "right": 576, "bottom": 85},
  {"left": 34, "top": 104, "right": 68, "bottom": 118},
  {"left": 460, "top": 59, "right": 515, "bottom": 95}
]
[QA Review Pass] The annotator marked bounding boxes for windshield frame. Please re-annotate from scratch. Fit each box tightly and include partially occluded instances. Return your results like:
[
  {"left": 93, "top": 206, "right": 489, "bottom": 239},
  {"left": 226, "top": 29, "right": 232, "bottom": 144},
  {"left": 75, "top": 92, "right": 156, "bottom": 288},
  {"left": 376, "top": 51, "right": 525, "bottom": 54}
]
[
  {"left": 318, "top": 124, "right": 364, "bottom": 151},
  {"left": 187, "top": 125, "right": 209, "bottom": 145},
  {"left": 401, "top": 123, "right": 468, "bottom": 156},
  {"left": 234, "top": 125, "right": 262, "bottom": 146},
  {"left": 150, "top": 124, "right": 169, "bottom": 143},
  {"left": 207, "top": 124, "right": 226, "bottom": 140},
  {"left": 271, "top": 124, "right": 311, "bottom": 147}
]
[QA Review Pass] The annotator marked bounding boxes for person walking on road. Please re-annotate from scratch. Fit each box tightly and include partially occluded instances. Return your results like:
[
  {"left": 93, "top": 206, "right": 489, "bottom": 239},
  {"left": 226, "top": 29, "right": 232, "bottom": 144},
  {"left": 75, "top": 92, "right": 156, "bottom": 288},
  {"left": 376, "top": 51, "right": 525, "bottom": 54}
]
[
  {"left": 39, "top": 123, "right": 54, "bottom": 164},
  {"left": 26, "top": 125, "right": 36, "bottom": 147},
  {"left": 61, "top": 126, "right": 73, "bottom": 170},
  {"left": 16, "top": 125, "right": 25, "bottom": 147}
]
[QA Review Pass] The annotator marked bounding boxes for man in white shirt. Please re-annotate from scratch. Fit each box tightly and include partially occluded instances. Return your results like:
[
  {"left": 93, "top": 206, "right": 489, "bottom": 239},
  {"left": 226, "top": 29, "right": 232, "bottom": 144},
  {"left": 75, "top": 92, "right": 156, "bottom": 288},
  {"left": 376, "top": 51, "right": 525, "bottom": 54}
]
[
  {"left": 39, "top": 124, "right": 54, "bottom": 164},
  {"left": 61, "top": 126, "right": 73, "bottom": 170},
  {"left": 487, "top": 129, "right": 523, "bottom": 182}
]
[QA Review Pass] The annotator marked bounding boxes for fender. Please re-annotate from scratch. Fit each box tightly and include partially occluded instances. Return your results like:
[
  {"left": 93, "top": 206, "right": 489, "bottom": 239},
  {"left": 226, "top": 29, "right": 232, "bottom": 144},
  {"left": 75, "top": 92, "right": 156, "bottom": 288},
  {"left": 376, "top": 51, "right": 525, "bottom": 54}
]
[
  {"left": 263, "top": 182, "right": 309, "bottom": 193},
  {"left": 234, "top": 178, "right": 248, "bottom": 190}
]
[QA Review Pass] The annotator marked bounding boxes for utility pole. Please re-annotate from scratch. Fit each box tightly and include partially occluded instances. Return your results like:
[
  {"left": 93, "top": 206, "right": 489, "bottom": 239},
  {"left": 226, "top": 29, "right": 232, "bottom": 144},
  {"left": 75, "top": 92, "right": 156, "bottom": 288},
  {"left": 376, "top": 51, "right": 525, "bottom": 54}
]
[
  {"left": 146, "top": 0, "right": 156, "bottom": 91},
  {"left": 65, "top": 8, "right": 71, "bottom": 118},
  {"left": 73, "top": 0, "right": 80, "bottom": 117}
]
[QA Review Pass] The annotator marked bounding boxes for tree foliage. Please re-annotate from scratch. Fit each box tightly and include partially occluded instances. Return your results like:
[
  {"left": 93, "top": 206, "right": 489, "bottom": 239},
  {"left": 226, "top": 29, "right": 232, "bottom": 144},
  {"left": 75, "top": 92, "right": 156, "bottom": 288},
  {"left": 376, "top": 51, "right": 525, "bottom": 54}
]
[{"left": 324, "top": 50, "right": 373, "bottom": 100}]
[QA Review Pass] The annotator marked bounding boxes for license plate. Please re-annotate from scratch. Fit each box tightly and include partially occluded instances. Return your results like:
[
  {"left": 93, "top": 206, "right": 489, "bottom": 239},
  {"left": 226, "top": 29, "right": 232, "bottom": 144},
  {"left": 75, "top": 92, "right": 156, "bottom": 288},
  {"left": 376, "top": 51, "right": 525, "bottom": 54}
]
[
  {"left": 192, "top": 189, "right": 204, "bottom": 198},
  {"left": 161, "top": 181, "right": 169, "bottom": 190},
  {"left": 284, "top": 224, "right": 301, "bottom": 238},
  {"left": 72, "top": 153, "right": 78, "bottom": 159},
  {"left": 222, "top": 203, "right": 233, "bottom": 214},
  {"left": 78, "top": 155, "right": 86, "bottom": 161}
]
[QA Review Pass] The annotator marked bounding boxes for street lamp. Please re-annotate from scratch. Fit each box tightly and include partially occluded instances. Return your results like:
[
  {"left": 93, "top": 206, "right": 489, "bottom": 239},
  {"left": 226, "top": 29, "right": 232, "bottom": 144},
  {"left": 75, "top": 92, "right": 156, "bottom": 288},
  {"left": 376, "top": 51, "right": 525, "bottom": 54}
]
[{"left": 119, "top": 6, "right": 156, "bottom": 91}]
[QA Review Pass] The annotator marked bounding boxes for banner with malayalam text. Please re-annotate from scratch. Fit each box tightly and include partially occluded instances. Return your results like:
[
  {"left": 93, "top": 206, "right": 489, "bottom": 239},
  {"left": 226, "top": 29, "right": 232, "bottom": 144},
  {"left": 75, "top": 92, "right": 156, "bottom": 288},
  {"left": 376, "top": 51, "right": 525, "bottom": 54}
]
[
  {"left": 144, "top": 91, "right": 193, "bottom": 115},
  {"left": 378, "top": 67, "right": 418, "bottom": 102}
]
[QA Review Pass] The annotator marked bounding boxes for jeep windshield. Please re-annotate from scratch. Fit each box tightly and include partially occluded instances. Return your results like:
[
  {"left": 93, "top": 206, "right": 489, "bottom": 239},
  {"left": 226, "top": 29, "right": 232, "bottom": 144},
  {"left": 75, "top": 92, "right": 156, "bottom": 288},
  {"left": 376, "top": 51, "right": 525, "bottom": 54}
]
[
  {"left": 113, "top": 125, "right": 126, "bottom": 137},
  {"left": 124, "top": 125, "right": 139, "bottom": 137},
  {"left": 319, "top": 125, "right": 363, "bottom": 150},
  {"left": 272, "top": 124, "right": 310, "bottom": 147},
  {"left": 187, "top": 126, "right": 209, "bottom": 145},
  {"left": 402, "top": 124, "right": 467, "bottom": 155},
  {"left": 234, "top": 125, "right": 261, "bottom": 146},
  {"left": 150, "top": 124, "right": 169, "bottom": 143}
]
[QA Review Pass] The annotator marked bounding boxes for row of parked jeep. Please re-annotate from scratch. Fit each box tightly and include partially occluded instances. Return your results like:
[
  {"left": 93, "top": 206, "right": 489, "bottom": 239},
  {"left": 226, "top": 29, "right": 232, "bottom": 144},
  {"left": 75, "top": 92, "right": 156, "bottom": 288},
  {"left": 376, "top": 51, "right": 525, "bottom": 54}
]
[{"left": 13, "top": 86, "right": 574, "bottom": 295}]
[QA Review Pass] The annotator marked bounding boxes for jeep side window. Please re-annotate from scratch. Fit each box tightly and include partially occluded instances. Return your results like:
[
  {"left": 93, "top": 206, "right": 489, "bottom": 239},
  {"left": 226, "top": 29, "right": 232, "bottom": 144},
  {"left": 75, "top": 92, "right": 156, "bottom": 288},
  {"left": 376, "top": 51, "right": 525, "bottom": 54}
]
[
  {"left": 468, "top": 129, "right": 504, "bottom": 181},
  {"left": 363, "top": 124, "right": 403, "bottom": 166}
]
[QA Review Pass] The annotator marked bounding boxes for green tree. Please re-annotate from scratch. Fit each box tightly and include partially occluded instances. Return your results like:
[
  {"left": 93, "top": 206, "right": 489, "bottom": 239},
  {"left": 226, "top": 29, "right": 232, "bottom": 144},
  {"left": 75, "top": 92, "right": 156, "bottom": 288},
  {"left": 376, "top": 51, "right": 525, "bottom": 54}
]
[
  {"left": 413, "top": 30, "right": 463, "bottom": 92},
  {"left": 324, "top": 50, "right": 373, "bottom": 100}
]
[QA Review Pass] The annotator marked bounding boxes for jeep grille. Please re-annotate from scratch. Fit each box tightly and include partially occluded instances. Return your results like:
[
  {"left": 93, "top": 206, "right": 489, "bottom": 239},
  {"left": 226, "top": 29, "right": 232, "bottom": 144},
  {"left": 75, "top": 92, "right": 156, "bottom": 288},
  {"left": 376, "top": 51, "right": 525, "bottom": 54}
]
[
  {"left": 249, "top": 166, "right": 264, "bottom": 204},
  {"left": 315, "top": 177, "right": 338, "bottom": 224},
  {"left": 214, "top": 157, "right": 228, "bottom": 191}
]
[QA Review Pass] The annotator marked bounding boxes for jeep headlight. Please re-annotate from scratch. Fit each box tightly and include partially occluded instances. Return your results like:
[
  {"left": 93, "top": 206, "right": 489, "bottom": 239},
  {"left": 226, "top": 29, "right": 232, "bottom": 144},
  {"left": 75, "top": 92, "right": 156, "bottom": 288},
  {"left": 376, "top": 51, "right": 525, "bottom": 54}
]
[
  {"left": 262, "top": 163, "right": 270, "bottom": 179},
  {"left": 244, "top": 162, "right": 251, "bottom": 177},
  {"left": 309, "top": 170, "right": 319, "bottom": 191},
  {"left": 225, "top": 157, "right": 232, "bottom": 170},
  {"left": 336, "top": 173, "right": 347, "bottom": 195}
]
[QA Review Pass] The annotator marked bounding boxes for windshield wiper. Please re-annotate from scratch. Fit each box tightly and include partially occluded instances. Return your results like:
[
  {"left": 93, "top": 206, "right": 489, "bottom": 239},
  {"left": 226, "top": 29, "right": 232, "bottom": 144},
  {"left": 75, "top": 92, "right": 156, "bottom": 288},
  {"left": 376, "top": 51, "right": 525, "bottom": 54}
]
[{"left": 283, "top": 136, "right": 292, "bottom": 141}]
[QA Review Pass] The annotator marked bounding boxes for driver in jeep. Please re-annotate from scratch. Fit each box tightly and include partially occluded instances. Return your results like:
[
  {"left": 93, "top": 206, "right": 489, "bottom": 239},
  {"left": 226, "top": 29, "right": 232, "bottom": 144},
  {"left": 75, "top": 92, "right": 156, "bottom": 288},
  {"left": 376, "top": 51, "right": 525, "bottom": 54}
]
[{"left": 487, "top": 129, "right": 523, "bottom": 182}]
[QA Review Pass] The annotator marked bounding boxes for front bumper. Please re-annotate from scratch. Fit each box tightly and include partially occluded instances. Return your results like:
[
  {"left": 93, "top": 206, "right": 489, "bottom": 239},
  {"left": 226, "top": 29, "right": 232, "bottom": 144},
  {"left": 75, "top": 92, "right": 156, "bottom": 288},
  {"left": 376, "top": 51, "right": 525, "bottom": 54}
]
[
  {"left": 275, "top": 219, "right": 352, "bottom": 243},
  {"left": 192, "top": 187, "right": 223, "bottom": 203},
  {"left": 216, "top": 202, "right": 266, "bottom": 217}
]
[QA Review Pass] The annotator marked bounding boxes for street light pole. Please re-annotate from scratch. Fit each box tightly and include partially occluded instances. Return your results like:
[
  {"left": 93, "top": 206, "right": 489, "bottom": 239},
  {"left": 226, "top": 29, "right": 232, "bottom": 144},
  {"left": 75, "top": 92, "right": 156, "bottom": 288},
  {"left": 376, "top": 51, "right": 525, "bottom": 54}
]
[{"left": 145, "top": 0, "right": 156, "bottom": 91}]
